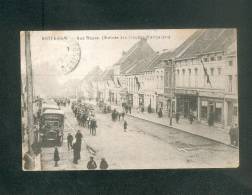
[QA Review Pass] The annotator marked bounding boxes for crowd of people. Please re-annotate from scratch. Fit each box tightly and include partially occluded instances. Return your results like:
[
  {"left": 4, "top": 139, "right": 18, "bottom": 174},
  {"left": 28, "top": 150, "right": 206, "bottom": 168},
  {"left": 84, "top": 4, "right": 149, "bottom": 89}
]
[{"left": 72, "top": 101, "right": 97, "bottom": 136}]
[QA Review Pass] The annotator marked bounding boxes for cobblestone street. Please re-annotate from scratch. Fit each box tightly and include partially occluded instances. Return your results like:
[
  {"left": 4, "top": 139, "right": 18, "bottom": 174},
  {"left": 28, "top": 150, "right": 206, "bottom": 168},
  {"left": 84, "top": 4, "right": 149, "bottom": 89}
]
[{"left": 40, "top": 105, "right": 238, "bottom": 170}]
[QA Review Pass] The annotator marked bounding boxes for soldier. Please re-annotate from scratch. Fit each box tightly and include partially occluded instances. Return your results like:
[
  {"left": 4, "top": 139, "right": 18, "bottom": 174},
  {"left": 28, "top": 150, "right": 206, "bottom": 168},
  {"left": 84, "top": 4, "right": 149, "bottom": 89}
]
[{"left": 67, "top": 133, "right": 73, "bottom": 151}]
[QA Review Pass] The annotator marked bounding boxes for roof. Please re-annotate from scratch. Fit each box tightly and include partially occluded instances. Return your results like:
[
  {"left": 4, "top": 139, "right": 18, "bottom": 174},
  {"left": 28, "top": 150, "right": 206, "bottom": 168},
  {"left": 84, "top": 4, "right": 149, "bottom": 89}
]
[
  {"left": 174, "top": 29, "right": 236, "bottom": 60},
  {"left": 42, "top": 104, "right": 59, "bottom": 109},
  {"left": 82, "top": 66, "right": 103, "bottom": 82},
  {"left": 142, "top": 51, "right": 175, "bottom": 72},
  {"left": 42, "top": 109, "right": 64, "bottom": 115},
  {"left": 114, "top": 39, "right": 155, "bottom": 74},
  {"left": 100, "top": 67, "right": 114, "bottom": 81}
]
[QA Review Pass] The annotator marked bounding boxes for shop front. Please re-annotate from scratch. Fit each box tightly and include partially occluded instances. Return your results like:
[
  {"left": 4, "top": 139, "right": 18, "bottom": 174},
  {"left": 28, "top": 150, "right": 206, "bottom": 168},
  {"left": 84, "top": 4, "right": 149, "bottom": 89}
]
[
  {"left": 127, "top": 93, "right": 133, "bottom": 106},
  {"left": 119, "top": 88, "right": 128, "bottom": 105},
  {"left": 138, "top": 94, "right": 144, "bottom": 107},
  {"left": 109, "top": 91, "right": 114, "bottom": 103},
  {"left": 175, "top": 89, "right": 198, "bottom": 118},
  {"left": 199, "top": 97, "right": 224, "bottom": 125}
]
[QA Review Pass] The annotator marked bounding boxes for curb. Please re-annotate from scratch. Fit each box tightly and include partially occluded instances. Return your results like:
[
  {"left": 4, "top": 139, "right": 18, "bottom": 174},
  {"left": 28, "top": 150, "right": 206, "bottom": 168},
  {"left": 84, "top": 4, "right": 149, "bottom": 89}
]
[{"left": 126, "top": 113, "right": 238, "bottom": 149}]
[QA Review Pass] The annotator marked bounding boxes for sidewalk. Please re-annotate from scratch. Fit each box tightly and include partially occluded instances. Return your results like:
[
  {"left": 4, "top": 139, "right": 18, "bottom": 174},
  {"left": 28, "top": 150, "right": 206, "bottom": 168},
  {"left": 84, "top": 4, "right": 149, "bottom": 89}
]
[{"left": 109, "top": 104, "right": 232, "bottom": 146}]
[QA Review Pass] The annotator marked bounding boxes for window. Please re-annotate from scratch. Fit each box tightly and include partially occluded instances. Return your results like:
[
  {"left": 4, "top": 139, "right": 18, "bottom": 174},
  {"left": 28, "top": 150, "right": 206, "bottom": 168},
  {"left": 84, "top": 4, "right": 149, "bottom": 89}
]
[
  {"left": 194, "top": 68, "right": 198, "bottom": 87},
  {"left": 188, "top": 69, "right": 191, "bottom": 87},
  {"left": 210, "top": 68, "right": 214, "bottom": 76},
  {"left": 204, "top": 57, "right": 209, "bottom": 62},
  {"left": 194, "top": 68, "right": 198, "bottom": 75},
  {"left": 228, "top": 75, "right": 233, "bottom": 92},
  {"left": 229, "top": 60, "right": 233, "bottom": 66},
  {"left": 210, "top": 56, "right": 215, "bottom": 61},
  {"left": 233, "top": 106, "right": 238, "bottom": 116},
  {"left": 217, "top": 56, "right": 222, "bottom": 61},
  {"left": 218, "top": 68, "right": 221, "bottom": 75},
  {"left": 182, "top": 69, "right": 185, "bottom": 86}
]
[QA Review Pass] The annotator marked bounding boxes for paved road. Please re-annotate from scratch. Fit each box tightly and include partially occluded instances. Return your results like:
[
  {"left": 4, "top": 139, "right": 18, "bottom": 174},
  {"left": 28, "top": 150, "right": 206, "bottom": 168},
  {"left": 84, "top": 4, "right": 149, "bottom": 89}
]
[{"left": 40, "top": 105, "right": 238, "bottom": 170}]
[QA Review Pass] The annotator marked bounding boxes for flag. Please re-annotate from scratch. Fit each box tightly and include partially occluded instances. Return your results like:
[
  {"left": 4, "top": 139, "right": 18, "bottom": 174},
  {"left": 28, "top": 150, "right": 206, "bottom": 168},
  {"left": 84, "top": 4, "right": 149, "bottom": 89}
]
[
  {"left": 117, "top": 78, "right": 121, "bottom": 87},
  {"left": 200, "top": 58, "right": 212, "bottom": 87},
  {"left": 134, "top": 76, "right": 140, "bottom": 91}
]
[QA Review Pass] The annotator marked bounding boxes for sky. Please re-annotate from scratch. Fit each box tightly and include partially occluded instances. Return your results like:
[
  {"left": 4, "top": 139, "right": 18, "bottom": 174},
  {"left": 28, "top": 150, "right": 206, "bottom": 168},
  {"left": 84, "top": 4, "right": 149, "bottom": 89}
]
[{"left": 20, "top": 29, "right": 196, "bottom": 96}]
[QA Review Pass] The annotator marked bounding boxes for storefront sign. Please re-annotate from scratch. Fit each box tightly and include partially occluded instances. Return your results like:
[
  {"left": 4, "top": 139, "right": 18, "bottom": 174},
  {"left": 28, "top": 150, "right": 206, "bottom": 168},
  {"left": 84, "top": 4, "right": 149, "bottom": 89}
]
[
  {"left": 175, "top": 89, "right": 198, "bottom": 95},
  {"left": 199, "top": 91, "right": 224, "bottom": 98}
]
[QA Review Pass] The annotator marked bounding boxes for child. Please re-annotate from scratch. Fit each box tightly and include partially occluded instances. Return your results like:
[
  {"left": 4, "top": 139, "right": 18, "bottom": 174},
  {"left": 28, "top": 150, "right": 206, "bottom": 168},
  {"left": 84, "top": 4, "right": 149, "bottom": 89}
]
[{"left": 124, "top": 120, "right": 128, "bottom": 132}]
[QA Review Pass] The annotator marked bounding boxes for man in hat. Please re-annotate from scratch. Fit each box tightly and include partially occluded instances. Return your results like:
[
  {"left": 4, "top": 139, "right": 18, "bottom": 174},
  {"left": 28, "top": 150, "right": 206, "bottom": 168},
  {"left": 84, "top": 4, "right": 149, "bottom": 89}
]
[{"left": 87, "top": 156, "right": 97, "bottom": 170}]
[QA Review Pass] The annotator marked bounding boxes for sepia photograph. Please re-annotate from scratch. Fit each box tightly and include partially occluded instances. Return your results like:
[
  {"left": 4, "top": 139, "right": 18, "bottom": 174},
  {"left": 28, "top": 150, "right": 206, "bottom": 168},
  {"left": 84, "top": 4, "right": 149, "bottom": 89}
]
[{"left": 21, "top": 29, "right": 239, "bottom": 171}]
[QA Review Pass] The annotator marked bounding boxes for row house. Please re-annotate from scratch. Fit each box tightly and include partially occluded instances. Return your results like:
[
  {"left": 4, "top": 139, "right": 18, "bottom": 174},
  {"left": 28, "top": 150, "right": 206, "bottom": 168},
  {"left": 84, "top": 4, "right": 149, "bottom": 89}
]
[
  {"left": 77, "top": 66, "right": 103, "bottom": 100},
  {"left": 173, "top": 29, "right": 237, "bottom": 128},
  {"left": 78, "top": 29, "right": 237, "bottom": 129},
  {"left": 112, "top": 38, "right": 155, "bottom": 107}
]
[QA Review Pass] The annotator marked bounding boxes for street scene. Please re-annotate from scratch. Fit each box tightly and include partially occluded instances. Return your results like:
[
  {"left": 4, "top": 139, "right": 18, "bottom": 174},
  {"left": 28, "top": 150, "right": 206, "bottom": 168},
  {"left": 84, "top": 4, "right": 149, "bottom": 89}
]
[{"left": 21, "top": 29, "right": 239, "bottom": 170}]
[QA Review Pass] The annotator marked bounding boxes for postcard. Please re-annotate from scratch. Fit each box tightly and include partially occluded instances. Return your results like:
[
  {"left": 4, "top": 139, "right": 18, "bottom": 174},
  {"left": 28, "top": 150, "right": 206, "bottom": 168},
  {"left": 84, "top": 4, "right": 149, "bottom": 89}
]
[{"left": 21, "top": 29, "right": 238, "bottom": 170}]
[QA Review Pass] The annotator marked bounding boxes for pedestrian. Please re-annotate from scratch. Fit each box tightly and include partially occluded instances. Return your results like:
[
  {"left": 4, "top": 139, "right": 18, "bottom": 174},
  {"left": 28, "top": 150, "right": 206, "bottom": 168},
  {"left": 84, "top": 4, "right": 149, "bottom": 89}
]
[
  {"left": 175, "top": 112, "right": 180, "bottom": 123},
  {"left": 118, "top": 112, "right": 121, "bottom": 121},
  {"left": 124, "top": 120, "right": 128, "bottom": 132},
  {"left": 75, "top": 130, "right": 83, "bottom": 144},
  {"left": 72, "top": 142, "right": 79, "bottom": 164},
  {"left": 121, "top": 110, "right": 125, "bottom": 120},
  {"left": 234, "top": 123, "right": 239, "bottom": 147},
  {"left": 54, "top": 147, "right": 60, "bottom": 167},
  {"left": 208, "top": 111, "right": 214, "bottom": 126},
  {"left": 91, "top": 119, "right": 97, "bottom": 136},
  {"left": 128, "top": 105, "right": 131, "bottom": 114},
  {"left": 229, "top": 124, "right": 235, "bottom": 146},
  {"left": 158, "top": 108, "right": 163, "bottom": 118},
  {"left": 230, "top": 123, "right": 239, "bottom": 146},
  {"left": 67, "top": 133, "right": 73, "bottom": 151},
  {"left": 99, "top": 158, "right": 108, "bottom": 170},
  {"left": 87, "top": 156, "right": 97, "bottom": 170},
  {"left": 189, "top": 112, "right": 194, "bottom": 124}
]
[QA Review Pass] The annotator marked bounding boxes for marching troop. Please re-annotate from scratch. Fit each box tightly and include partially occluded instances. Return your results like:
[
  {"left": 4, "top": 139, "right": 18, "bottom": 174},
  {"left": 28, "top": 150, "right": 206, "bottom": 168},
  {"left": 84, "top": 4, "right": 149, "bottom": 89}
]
[{"left": 72, "top": 101, "right": 97, "bottom": 136}]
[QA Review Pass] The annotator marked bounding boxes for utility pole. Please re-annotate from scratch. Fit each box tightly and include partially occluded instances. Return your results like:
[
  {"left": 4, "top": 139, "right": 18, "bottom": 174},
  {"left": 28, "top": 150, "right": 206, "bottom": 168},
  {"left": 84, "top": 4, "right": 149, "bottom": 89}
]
[
  {"left": 25, "top": 31, "right": 35, "bottom": 169},
  {"left": 169, "top": 59, "right": 176, "bottom": 126}
]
